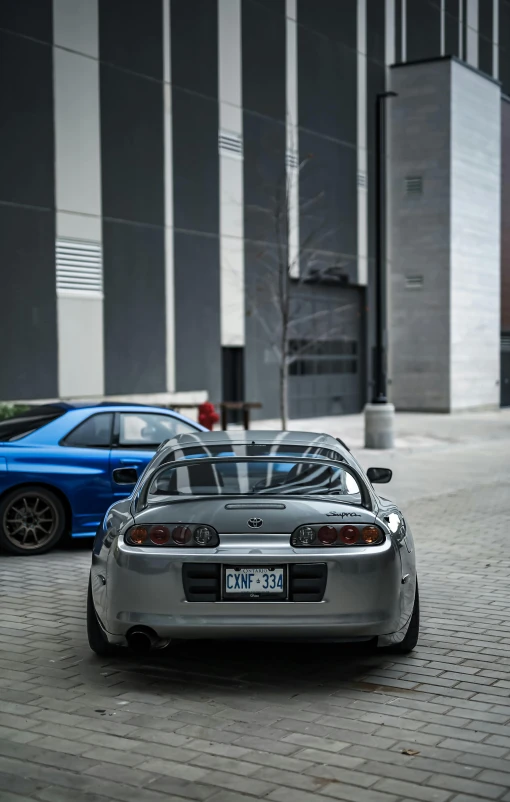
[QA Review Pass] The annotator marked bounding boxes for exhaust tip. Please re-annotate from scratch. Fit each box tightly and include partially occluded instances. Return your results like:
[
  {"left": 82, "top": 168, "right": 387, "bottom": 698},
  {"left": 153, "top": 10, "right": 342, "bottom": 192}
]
[{"left": 126, "top": 627, "right": 157, "bottom": 653}]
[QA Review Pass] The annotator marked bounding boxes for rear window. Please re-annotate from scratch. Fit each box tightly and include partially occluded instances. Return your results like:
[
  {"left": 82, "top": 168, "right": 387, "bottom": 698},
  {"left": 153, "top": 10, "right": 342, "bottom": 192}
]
[
  {"left": 148, "top": 459, "right": 361, "bottom": 501},
  {"left": 0, "top": 410, "right": 65, "bottom": 442}
]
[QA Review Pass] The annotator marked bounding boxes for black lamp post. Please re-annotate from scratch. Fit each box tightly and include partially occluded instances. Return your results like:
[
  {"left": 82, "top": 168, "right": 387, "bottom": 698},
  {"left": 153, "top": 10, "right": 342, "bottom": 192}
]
[{"left": 372, "top": 91, "right": 397, "bottom": 404}]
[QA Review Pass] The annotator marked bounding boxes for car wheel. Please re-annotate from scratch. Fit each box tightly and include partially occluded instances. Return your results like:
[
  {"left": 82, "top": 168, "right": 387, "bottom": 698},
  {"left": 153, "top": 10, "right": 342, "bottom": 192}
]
[
  {"left": 87, "top": 578, "right": 118, "bottom": 657},
  {"left": 0, "top": 486, "right": 66, "bottom": 556},
  {"left": 386, "top": 582, "right": 420, "bottom": 654}
]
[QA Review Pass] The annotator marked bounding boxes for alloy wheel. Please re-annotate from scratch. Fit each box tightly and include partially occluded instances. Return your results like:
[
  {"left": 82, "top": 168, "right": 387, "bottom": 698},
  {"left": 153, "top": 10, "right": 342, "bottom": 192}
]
[{"left": 3, "top": 492, "right": 59, "bottom": 551}]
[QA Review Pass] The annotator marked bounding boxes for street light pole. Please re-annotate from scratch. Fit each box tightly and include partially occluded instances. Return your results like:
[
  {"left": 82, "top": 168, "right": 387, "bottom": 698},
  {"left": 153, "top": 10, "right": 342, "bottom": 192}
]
[
  {"left": 373, "top": 91, "right": 397, "bottom": 403},
  {"left": 364, "top": 91, "right": 397, "bottom": 448}
]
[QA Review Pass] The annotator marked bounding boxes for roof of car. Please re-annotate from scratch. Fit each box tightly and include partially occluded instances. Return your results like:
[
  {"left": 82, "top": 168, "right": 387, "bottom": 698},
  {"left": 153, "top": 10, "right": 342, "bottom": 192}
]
[{"left": 161, "top": 429, "right": 346, "bottom": 453}]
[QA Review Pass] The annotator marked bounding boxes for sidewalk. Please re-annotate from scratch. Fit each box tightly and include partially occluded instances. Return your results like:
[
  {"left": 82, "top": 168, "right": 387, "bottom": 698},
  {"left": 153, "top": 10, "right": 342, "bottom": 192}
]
[{"left": 252, "top": 408, "right": 510, "bottom": 506}]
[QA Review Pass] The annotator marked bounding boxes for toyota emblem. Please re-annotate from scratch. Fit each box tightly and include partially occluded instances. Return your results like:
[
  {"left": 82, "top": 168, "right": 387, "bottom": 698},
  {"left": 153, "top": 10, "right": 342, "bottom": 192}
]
[{"left": 248, "top": 517, "right": 263, "bottom": 528}]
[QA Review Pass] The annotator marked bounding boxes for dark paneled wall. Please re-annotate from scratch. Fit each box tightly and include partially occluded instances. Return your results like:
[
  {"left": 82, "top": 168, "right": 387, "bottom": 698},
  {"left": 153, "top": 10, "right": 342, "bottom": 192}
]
[
  {"left": 406, "top": 0, "right": 441, "bottom": 62},
  {"left": 500, "top": 0, "right": 510, "bottom": 97},
  {"left": 0, "top": 1, "right": 57, "bottom": 400},
  {"left": 243, "top": 0, "right": 286, "bottom": 418},
  {"left": 297, "top": 0, "right": 357, "bottom": 282},
  {"left": 444, "top": 0, "right": 459, "bottom": 57},
  {"left": 502, "top": 99, "right": 510, "bottom": 332},
  {"left": 171, "top": 0, "right": 221, "bottom": 400},
  {"left": 478, "top": 0, "right": 493, "bottom": 76},
  {"left": 99, "top": 0, "right": 166, "bottom": 395}
]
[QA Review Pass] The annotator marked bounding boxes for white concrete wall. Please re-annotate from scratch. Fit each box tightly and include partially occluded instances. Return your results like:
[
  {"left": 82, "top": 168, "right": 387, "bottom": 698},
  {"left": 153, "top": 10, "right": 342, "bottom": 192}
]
[
  {"left": 450, "top": 61, "right": 501, "bottom": 410},
  {"left": 389, "top": 60, "right": 452, "bottom": 411},
  {"left": 389, "top": 58, "right": 501, "bottom": 412},
  {"left": 53, "top": 0, "right": 104, "bottom": 398},
  {"left": 219, "top": 0, "right": 245, "bottom": 347}
]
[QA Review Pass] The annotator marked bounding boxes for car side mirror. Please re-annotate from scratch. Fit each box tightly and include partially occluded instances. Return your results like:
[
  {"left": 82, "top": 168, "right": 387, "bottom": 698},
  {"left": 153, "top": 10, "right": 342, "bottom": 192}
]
[
  {"left": 367, "top": 467, "right": 392, "bottom": 484},
  {"left": 112, "top": 467, "right": 138, "bottom": 485}
]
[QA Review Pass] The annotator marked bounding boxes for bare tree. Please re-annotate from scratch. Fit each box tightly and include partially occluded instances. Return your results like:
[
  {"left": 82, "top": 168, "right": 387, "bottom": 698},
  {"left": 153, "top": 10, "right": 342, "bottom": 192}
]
[{"left": 246, "top": 148, "right": 355, "bottom": 430}]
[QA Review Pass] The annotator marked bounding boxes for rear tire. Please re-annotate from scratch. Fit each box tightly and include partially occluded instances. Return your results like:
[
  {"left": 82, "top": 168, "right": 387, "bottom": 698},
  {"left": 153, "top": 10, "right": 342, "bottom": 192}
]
[
  {"left": 386, "top": 582, "right": 420, "bottom": 654},
  {"left": 87, "top": 578, "right": 117, "bottom": 657},
  {"left": 0, "top": 486, "right": 66, "bottom": 555}
]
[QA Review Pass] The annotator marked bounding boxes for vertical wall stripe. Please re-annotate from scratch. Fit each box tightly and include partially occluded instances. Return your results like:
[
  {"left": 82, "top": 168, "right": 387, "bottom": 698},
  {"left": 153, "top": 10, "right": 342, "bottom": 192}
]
[
  {"left": 401, "top": 0, "right": 407, "bottom": 61},
  {"left": 460, "top": 0, "right": 465, "bottom": 60},
  {"left": 357, "top": 0, "right": 368, "bottom": 286},
  {"left": 441, "top": 0, "right": 446, "bottom": 55},
  {"left": 385, "top": 0, "right": 395, "bottom": 66},
  {"left": 466, "top": 0, "right": 478, "bottom": 67},
  {"left": 163, "top": 0, "right": 175, "bottom": 391},
  {"left": 493, "top": 0, "right": 499, "bottom": 79},
  {"left": 53, "top": 0, "right": 104, "bottom": 399},
  {"left": 286, "top": 0, "right": 299, "bottom": 279},
  {"left": 219, "top": 0, "right": 244, "bottom": 346}
]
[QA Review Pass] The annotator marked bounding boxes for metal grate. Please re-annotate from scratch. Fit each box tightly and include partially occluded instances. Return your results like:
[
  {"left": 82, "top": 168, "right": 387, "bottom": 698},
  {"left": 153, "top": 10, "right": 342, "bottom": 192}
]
[
  {"left": 502, "top": 334, "right": 510, "bottom": 353},
  {"left": 286, "top": 148, "right": 299, "bottom": 169},
  {"left": 357, "top": 171, "right": 367, "bottom": 189},
  {"left": 405, "top": 275, "right": 424, "bottom": 289},
  {"left": 219, "top": 131, "right": 243, "bottom": 158},
  {"left": 405, "top": 176, "right": 423, "bottom": 195},
  {"left": 56, "top": 239, "right": 102, "bottom": 296}
]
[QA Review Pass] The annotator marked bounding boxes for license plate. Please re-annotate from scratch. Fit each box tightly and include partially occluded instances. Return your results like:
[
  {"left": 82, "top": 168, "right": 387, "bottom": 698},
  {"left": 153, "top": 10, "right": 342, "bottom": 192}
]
[{"left": 223, "top": 566, "right": 286, "bottom": 599}]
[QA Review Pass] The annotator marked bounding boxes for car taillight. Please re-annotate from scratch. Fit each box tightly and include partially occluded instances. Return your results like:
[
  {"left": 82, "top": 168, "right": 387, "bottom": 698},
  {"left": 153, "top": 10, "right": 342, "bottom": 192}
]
[
  {"left": 317, "top": 526, "right": 337, "bottom": 545},
  {"left": 291, "top": 523, "right": 384, "bottom": 548},
  {"left": 125, "top": 524, "right": 219, "bottom": 547},
  {"left": 339, "top": 525, "right": 359, "bottom": 545}
]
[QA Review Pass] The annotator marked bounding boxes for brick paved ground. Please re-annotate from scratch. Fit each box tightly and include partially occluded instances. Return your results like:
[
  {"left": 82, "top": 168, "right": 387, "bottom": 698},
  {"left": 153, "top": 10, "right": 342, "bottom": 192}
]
[{"left": 0, "top": 434, "right": 509, "bottom": 802}]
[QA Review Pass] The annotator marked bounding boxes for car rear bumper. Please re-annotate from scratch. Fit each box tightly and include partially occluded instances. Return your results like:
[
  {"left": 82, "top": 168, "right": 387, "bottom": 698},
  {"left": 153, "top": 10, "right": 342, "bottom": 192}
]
[{"left": 91, "top": 536, "right": 415, "bottom": 643}]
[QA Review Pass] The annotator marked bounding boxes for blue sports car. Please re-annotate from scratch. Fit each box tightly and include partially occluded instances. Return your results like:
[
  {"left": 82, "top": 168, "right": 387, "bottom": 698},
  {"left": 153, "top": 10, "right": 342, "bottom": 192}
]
[{"left": 0, "top": 403, "right": 206, "bottom": 555}]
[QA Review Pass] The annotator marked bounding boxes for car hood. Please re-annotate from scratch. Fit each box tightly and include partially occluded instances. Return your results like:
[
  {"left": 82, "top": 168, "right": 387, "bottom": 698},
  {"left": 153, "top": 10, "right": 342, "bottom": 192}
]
[{"left": 134, "top": 496, "right": 377, "bottom": 533}]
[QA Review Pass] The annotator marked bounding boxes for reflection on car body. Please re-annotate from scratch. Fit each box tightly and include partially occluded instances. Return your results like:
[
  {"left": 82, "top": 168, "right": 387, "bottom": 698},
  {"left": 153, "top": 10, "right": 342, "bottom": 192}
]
[{"left": 89, "top": 430, "right": 419, "bottom": 656}]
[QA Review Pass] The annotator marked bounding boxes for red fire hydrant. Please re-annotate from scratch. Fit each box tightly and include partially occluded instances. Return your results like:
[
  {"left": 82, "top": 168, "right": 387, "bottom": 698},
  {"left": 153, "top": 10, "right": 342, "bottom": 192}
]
[{"left": 198, "top": 402, "right": 219, "bottom": 431}]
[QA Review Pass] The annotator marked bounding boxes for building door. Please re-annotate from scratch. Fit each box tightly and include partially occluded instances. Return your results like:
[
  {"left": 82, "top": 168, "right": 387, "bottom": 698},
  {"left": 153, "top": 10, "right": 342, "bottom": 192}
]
[
  {"left": 502, "top": 333, "right": 510, "bottom": 407},
  {"left": 222, "top": 347, "right": 245, "bottom": 424},
  {"left": 288, "top": 287, "right": 364, "bottom": 418}
]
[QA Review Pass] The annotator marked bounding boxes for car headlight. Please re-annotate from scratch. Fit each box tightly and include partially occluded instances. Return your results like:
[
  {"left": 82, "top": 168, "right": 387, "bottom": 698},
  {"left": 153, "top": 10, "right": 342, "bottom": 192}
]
[{"left": 125, "top": 524, "right": 219, "bottom": 547}]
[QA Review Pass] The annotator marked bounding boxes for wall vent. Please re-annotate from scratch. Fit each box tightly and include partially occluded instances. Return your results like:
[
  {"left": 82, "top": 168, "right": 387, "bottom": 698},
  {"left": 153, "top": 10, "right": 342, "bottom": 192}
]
[
  {"left": 56, "top": 239, "right": 103, "bottom": 296},
  {"left": 286, "top": 148, "right": 299, "bottom": 169},
  {"left": 405, "top": 275, "right": 424, "bottom": 289},
  {"left": 405, "top": 176, "right": 423, "bottom": 195},
  {"left": 219, "top": 130, "right": 243, "bottom": 159},
  {"left": 357, "top": 171, "right": 367, "bottom": 189},
  {"left": 502, "top": 334, "right": 510, "bottom": 353}
]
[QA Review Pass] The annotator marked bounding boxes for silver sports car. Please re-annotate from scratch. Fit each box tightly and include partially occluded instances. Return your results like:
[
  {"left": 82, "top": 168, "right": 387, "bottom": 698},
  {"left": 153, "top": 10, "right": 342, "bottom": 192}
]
[{"left": 88, "top": 431, "right": 418, "bottom": 656}]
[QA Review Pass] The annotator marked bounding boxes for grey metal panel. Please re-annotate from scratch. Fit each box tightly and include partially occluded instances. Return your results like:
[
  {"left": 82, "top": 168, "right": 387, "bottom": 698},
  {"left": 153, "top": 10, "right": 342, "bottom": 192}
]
[
  {"left": 406, "top": 0, "right": 441, "bottom": 62},
  {"left": 103, "top": 220, "right": 166, "bottom": 395},
  {"left": 367, "top": 0, "right": 386, "bottom": 65},
  {"left": 171, "top": 0, "right": 218, "bottom": 99},
  {"left": 297, "top": 19, "right": 357, "bottom": 145},
  {"left": 243, "top": 112, "right": 286, "bottom": 246},
  {"left": 242, "top": 0, "right": 286, "bottom": 120},
  {"left": 0, "top": 205, "right": 57, "bottom": 400},
  {"left": 99, "top": 0, "right": 163, "bottom": 80},
  {"left": 299, "top": 129, "right": 358, "bottom": 277},
  {"left": 100, "top": 64, "right": 164, "bottom": 226},
  {"left": 297, "top": 0, "right": 357, "bottom": 48},
  {"left": 174, "top": 231, "right": 221, "bottom": 400},
  {"left": 172, "top": 88, "right": 219, "bottom": 236},
  {"left": 0, "top": 32, "right": 54, "bottom": 209},
  {"left": 0, "top": 0, "right": 52, "bottom": 42}
]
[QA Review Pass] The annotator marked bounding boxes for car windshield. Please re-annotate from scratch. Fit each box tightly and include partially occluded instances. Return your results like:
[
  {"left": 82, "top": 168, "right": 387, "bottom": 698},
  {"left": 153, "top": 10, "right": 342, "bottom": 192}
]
[{"left": 148, "top": 459, "right": 362, "bottom": 502}]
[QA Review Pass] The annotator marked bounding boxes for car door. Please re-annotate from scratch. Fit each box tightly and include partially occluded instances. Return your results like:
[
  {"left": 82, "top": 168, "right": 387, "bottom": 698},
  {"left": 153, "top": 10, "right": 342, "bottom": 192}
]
[
  {"left": 109, "top": 411, "right": 200, "bottom": 500},
  {"left": 58, "top": 412, "right": 115, "bottom": 536}
]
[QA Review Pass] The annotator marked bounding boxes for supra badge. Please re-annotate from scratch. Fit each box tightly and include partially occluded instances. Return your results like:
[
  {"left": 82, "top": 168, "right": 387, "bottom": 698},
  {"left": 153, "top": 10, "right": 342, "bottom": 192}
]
[{"left": 248, "top": 517, "right": 263, "bottom": 528}]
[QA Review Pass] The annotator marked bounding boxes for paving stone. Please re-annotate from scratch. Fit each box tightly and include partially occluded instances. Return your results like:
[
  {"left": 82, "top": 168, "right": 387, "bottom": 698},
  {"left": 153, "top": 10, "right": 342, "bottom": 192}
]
[{"left": 1, "top": 445, "right": 510, "bottom": 802}]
